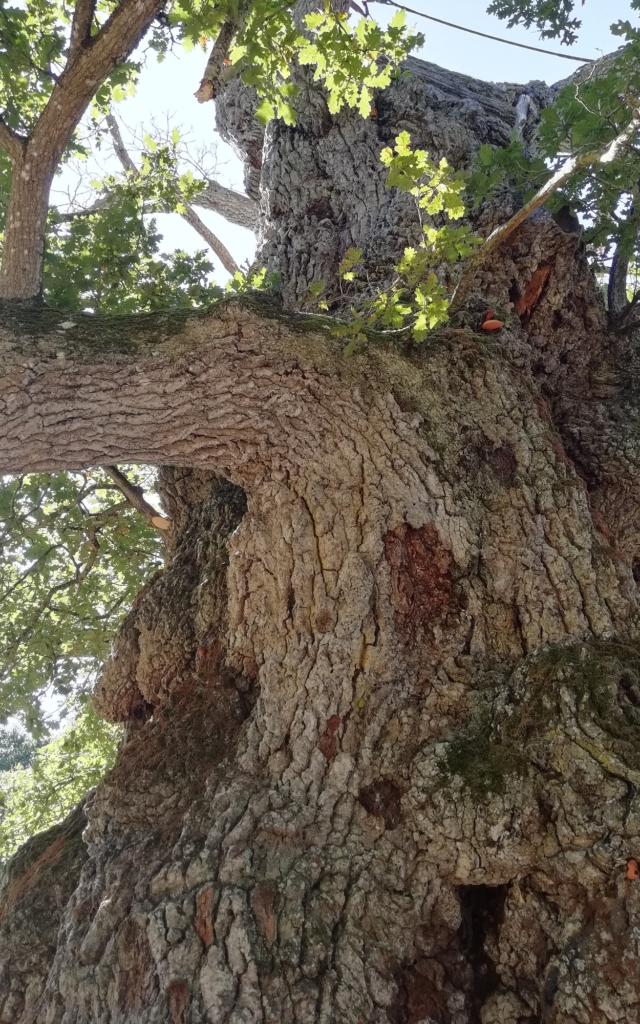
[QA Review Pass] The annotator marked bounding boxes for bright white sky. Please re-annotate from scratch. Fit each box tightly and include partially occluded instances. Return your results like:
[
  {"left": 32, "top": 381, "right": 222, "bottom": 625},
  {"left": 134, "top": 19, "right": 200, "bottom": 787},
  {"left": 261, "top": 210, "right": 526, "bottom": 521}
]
[{"left": 52, "top": 1, "right": 636, "bottom": 284}]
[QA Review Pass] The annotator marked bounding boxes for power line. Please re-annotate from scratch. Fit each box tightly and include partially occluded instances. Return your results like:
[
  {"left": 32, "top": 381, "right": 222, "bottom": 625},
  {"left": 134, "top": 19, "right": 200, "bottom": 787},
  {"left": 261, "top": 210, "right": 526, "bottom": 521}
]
[{"left": 373, "top": 0, "right": 595, "bottom": 63}]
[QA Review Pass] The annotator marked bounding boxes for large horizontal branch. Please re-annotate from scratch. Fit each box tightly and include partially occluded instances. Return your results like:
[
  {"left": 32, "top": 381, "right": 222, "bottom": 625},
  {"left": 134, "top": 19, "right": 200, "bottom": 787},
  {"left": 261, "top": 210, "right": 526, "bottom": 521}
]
[{"left": 0, "top": 298, "right": 350, "bottom": 483}]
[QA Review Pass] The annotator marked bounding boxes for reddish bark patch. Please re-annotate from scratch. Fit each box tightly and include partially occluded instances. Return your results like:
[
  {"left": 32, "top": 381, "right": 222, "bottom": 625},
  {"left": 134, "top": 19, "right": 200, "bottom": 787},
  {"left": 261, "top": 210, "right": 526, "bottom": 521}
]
[
  {"left": 384, "top": 523, "right": 454, "bottom": 628},
  {"left": 167, "top": 980, "right": 190, "bottom": 1024},
  {"left": 319, "top": 714, "right": 341, "bottom": 760},
  {"left": 514, "top": 262, "right": 552, "bottom": 319},
  {"left": 194, "top": 884, "right": 215, "bottom": 947},
  {"left": 251, "top": 883, "right": 278, "bottom": 945},
  {"left": 358, "top": 778, "right": 404, "bottom": 830},
  {"left": 390, "top": 959, "right": 451, "bottom": 1024},
  {"left": 195, "top": 639, "right": 223, "bottom": 681},
  {"left": 485, "top": 442, "right": 517, "bottom": 486},
  {"left": 117, "top": 920, "right": 156, "bottom": 1012},
  {"left": 0, "top": 834, "right": 65, "bottom": 922}
]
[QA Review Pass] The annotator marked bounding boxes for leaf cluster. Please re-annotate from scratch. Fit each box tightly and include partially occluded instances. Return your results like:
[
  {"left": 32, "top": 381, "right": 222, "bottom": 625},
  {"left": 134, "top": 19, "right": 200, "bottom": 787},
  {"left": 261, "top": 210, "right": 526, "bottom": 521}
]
[
  {"left": 230, "top": 4, "right": 422, "bottom": 124},
  {"left": 486, "top": 0, "right": 583, "bottom": 45},
  {"left": 327, "top": 132, "right": 478, "bottom": 348},
  {"left": 0, "top": 469, "right": 163, "bottom": 735},
  {"left": 0, "top": 704, "right": 119, "bottom": 861}
]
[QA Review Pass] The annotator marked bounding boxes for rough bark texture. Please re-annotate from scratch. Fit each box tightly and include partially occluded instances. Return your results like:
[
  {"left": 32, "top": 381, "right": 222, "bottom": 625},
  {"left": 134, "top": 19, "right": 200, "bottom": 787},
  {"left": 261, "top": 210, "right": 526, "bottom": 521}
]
[{"left": 2, "top": 47, "right": 640, "bottom": 1024}]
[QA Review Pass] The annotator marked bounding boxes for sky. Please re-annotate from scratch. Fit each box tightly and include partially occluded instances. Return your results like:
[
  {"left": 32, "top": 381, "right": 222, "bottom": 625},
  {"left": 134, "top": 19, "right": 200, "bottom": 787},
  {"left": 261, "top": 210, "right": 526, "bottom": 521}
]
[
  {"left": 51, "top": 2, "right": 637, "bottom": 286},
  {"left": 50, "top": 0, "right": 635, "bottom": 285}
]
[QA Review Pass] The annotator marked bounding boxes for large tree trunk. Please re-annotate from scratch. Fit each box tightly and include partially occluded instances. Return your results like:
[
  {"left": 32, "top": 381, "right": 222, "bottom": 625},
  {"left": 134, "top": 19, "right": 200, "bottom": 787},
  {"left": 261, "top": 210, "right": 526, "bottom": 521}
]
[{"left": 2, "top": 53, "right": 640, "bottom": 1024}]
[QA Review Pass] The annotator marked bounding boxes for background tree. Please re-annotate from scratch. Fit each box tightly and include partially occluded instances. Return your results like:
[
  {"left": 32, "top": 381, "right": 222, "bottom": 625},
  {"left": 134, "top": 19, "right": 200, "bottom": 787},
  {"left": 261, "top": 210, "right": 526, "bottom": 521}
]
[{"left": 1, "top": 1, "right": 640, "bottom": 1022}]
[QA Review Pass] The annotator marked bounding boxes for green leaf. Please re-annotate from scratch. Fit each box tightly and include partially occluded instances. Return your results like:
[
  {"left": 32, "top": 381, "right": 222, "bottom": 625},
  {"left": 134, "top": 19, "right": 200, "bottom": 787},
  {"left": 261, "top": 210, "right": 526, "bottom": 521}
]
[{"left": 255, "top": 98, "right": 275, "bottom": 124}]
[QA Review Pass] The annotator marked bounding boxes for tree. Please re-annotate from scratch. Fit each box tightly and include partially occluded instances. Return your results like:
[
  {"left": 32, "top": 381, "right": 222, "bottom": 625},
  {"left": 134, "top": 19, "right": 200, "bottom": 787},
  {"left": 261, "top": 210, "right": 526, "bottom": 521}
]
[
  {"left": 1, "top": 1, "right": 640, "bottom": 1021},
  {"left": 0, "top": 728, "right": 37, "bottom": 773}
]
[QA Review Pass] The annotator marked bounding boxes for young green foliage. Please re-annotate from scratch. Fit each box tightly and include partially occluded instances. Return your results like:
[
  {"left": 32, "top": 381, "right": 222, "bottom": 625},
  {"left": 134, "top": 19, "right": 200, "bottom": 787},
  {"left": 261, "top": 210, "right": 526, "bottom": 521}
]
[
  {"left": 331, "top": 132, "right": 478, "bottom": 348},
  {"left": 0, "top": 704, "right": 119, "bottom": 861},
  {"left": 229, "top": 4, "right": 423, "bottom": 124}
]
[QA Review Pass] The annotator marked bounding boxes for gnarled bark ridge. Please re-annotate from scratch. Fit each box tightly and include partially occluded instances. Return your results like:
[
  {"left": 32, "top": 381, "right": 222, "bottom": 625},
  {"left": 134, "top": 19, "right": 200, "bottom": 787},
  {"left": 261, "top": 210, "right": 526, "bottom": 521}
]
[{"left": 2, "top": 48, "right": 640, "bottom": 1024}]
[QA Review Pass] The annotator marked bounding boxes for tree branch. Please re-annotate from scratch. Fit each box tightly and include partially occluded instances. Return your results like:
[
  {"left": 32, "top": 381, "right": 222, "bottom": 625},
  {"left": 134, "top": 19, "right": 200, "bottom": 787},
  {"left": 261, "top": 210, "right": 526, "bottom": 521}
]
[
  {"left": 68, "top": 0, "right": 97, "bottom": 62},
  {"left": 0, "top": 117, "right": 25, "bottom": 163},
  {"left": 608, "top": 246, "right": 630, "bottom": 317},
  {"left": 195, "top": 180, "right": 257, "bottom": 231},
  {"left": 195, "top": 21, "right": 239, "bottom": 103},
  {"left": 59, "top": 178, "right": 257, "bottom": 232},
  {"left": 0, "top": 299, "right": 343, "bottom": 480},
  {"left": 105, "top": 112, "right": 136, "bottom": 175},
  {"left": 104, "top": 466, "right": 171, "bottom": 533},
  {"left": 106, "top": 113, "right": 241, "bottom": 274},
  {"left": 178, "top": 206, "right": 240, "bottom": 274},
  {"left": 451, "top": 103, "right": 640, "bottom": 311},
  {"left": 34, "top": 0, "right": 166, "bottom": 166}
]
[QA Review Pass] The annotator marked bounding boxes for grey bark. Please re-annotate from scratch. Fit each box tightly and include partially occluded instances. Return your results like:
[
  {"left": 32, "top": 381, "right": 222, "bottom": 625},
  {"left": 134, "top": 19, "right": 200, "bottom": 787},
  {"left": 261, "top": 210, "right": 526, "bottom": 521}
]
[
  {"left": 1, "top": 47, "right": 640, "bottom": 1024},
  {"left": 195, "top": 180, "right": 257, "bottom": 231}
]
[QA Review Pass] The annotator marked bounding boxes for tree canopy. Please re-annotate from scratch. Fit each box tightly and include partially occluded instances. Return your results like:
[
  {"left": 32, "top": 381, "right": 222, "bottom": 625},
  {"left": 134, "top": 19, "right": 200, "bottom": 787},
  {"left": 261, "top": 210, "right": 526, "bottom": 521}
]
[{"left": 0, "top": 0, "right": 639, "bottom": 859}]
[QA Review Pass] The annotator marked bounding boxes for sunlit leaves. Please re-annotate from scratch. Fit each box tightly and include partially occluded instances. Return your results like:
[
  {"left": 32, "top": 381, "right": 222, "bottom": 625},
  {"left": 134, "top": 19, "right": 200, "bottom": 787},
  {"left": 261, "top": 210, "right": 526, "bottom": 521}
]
[
  {"left": 0, "top": 705, "right": 119, "bottom": 860},
  {"left": 225, "top": 265, "right": 279, "bottom": 294},
  {"left": 328, "top": 134, "right": 478, "bottom": 347},
  {"left": 228, "top": 3, "right": 422, "bottom": 125},
  {"left": 486, "top": 0, "right": 582, "bottom": 44}
]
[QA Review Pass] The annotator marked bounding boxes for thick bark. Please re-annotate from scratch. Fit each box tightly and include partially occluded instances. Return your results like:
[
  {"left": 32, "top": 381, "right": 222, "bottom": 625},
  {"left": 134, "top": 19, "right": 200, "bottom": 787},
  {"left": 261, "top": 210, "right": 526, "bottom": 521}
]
[
  {"left": 0, "top": 154, "right": 56, "bottom": 301},
  {"left": 2, "top": 49, "right": 640, "bottom": 1024}
]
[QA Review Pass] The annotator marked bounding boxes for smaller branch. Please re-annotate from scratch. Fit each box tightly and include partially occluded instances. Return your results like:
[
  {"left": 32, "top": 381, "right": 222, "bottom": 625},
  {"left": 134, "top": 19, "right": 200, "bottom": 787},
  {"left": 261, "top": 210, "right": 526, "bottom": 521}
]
[
  {"left": 179, "top": 205, "right": 240, "bottom": 275},
  {"left": 0, "top": 116, "right": 26, "bottom": 163},
  {"left": 58, "top": 178, "right": 257, "bottom": 236},
  {"left": 195, "top": 21, "right": 238, "bottom": 103},
  {"left": 608, "top": 246, "right": 630, "bottom": 317},
  {"left": 195, "top": 180, "right": 257, "bottom": 231},
  {"left": 68, "top": 0, "right": 97, "bottom": 62},
  {"left": 104, "top": 466, "right": 171, "bottom": 534},
  {"left": 105, "top": 112, "right": 136, "bottom": 174},
  {"left": 451, "top": 103, "right": 640, "bottom": 312},
  {"left": 106, "top": 113, "right": 240, "bottom": 274}
]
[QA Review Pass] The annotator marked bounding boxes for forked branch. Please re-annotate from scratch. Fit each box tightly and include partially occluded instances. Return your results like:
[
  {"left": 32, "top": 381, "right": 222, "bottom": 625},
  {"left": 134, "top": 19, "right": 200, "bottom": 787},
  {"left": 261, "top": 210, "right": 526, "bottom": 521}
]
[{"left": 106, "top": 113, "right": 241, "bottom": 274}]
